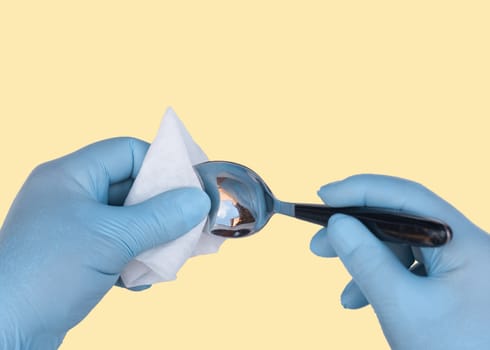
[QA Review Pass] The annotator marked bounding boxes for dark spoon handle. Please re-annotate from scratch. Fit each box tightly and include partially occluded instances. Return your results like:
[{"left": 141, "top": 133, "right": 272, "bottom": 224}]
[{"left": 294, "top": 204, "right": 452, "bottom": 247}]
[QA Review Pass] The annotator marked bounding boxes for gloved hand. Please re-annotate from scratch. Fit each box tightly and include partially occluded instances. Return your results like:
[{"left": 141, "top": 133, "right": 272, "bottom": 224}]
[
  {"left": 310, "top": 175, "right": 490, "bottom": 350},
  {"left": 0, "top": 138, "right": 210, "bottom": 350}
]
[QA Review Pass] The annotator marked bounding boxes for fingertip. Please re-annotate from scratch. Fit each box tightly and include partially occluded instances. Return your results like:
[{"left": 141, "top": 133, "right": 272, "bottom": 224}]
[
  {"left": 340, "top": 288, "right": 355, "bottom": 309},
  {"left": 328, "top": 213, "right": 349, "bottom": 226},
  {"left": 128, "top": 284, "right": 152, "bottom": 292},
  {"left": 326, "top": 213, "right": 376, "bottom": 259},
  {"left": 179, "top": 187, "right": 211, "bottom": 209},
  {"left": 317, "top": 181, "right": 341, "bottom": 204},
  {"left": 340, "top": 280, "right": 369, "bottom": 309},
  {"left": 318, "top": 179, "right": 343, "bottom": 193},
  {"left": 310, "top": 228, "right": 337, "bottom": 257},
  {"left": 114, "top": 187, "right": 212, "bottom": 258},
  {"left": 167, "top": 187, "right": 211, "bottom": 228},
  {"left": 115, "top": 278, "right": 152, "bottom": 291},
  {"left": 309, "top": 229, "right": 326, "bottom": 256},
  {"left": 327, "top": 213, "right": 411, "bottom": 303}
]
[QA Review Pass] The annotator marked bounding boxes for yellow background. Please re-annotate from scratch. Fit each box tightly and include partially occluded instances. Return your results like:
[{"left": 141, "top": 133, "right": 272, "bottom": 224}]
[{"left": 1, "top": 1, "right": 489, "bottom": 349}]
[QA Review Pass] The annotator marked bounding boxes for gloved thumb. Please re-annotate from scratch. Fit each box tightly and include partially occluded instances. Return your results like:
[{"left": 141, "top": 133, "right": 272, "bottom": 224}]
[
  {"left": 327, "top": 214, "right": 411, "bottom": 306},
  {"left": 98, "top": 187, "right": 210, "bottom": 263}
]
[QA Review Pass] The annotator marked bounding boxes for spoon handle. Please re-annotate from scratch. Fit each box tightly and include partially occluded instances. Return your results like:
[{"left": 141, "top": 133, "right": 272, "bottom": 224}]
[{"left": 293, "top": 204, "right": 452, "bottom": 247}]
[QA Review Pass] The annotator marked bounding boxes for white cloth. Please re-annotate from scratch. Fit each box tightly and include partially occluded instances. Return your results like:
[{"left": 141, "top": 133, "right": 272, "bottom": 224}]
[{"left": 120, "top": 107, "right": 225, "bottom": 288}]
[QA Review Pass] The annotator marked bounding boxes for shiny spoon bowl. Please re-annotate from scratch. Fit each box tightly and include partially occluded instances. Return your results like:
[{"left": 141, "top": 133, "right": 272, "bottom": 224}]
[{"left": 194, "top": 161, "right": 452, "bottom": 247}]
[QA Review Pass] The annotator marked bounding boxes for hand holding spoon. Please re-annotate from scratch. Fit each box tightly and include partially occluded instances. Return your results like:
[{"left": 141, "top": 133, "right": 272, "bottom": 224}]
[{"left": 194, "top": 161, "right": 452, "bottom": 247}]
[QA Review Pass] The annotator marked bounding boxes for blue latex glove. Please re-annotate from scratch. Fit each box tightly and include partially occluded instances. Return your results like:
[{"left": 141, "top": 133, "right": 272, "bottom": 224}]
[
  {"left": 0, "top": 138, "right": 210, "bottom": 349},
  {"left": 310, "top": 175, "right": 490, "bottom": 350}
]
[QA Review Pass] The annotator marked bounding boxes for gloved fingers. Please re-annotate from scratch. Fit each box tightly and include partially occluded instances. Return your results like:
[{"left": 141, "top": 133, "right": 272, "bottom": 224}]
[
  {"left": 340, "top": 243, "right": 414, "bottom": 309},
  {"left": 318, "top": 174, "right": 484, "bottom": 276},
  {"left": 340, "top": 262, "right": 426, "bottom": 310},
  {"left": 96, "top": 187, "right": 210, "bottom": 264},
  {"left": 108, "top": 179, "right": 134, "bottom": 206},
  {"left": 310, "top": 227, "right": 337, "bottom": 257},
  {"left": 327, "top": 214, "right": 411, "bottom": 305},
  {"left": 310, "top": 228, "right": 414, "bottom": 309},
  {"left": 60, "top": 137, "right": 150, "bottom": 199},
  {"left": 318, "top": 174, "right": 463, "bottom": 224},
  {"left": 311, "top": 230, "right": 415, "bottom": 307},
  {"left": 341, "top": 280, "right": 369, "bottom": 309},
  {"left": 310, "top": 226, "right": 416, "bottom": 262}
]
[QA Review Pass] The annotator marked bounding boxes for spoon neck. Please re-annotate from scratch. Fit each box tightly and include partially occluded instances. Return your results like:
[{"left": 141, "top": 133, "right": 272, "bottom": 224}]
[{"left": 273, "top": 200, "right": 295, "bottom": 217}]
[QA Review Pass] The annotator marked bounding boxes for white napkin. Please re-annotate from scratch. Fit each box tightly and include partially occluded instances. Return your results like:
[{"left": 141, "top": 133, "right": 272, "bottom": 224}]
[{"left": 120, "top": 107, "right": 225, "bottom": 288}]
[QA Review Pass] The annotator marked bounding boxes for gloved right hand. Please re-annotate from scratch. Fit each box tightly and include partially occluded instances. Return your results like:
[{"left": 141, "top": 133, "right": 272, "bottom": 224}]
[{"left": 310, "top": 175, "right": 490, "bottom": 350}]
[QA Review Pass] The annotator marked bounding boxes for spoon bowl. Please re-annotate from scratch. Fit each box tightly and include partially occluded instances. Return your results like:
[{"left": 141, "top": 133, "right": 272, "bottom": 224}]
[{"left": 194, "top": 161, "right": 452, "bottom": 247}]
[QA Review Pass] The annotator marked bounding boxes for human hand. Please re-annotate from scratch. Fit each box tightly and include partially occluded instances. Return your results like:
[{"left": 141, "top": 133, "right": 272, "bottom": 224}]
[
  {"left": 310, "top": 175, "right": 490, "bottom": 350},
  {"left": 0, "top": 138, "right": 210, "bottom": 349}
]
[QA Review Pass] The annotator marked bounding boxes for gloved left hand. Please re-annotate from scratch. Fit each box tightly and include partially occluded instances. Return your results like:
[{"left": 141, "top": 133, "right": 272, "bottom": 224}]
[{"left": 0, "top": 137, "right": 210, "bottom": 350}]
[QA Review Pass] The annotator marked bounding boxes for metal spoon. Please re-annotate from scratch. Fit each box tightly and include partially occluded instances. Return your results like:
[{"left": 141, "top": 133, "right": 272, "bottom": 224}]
[{"left": 194, "top": 161, "right": 452, "bottom": 247}]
